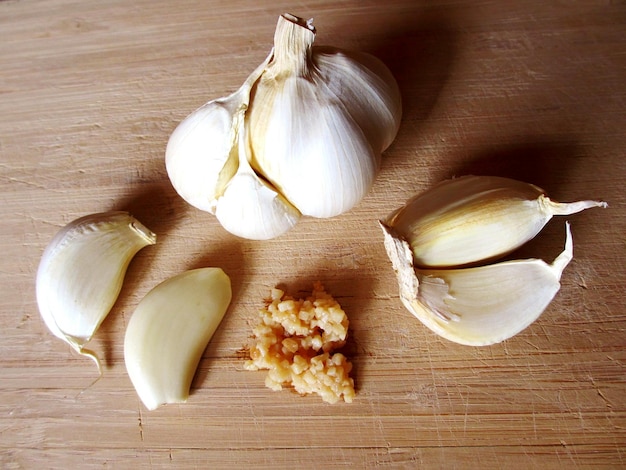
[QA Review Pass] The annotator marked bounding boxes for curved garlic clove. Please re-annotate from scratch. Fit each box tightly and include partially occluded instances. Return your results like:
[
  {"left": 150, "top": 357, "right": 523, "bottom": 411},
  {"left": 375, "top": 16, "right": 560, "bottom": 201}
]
[
  {"left": 165, "top": 95, "right": 242, "bottom": 213},
  {"left": 214, "top": 168, "right": 301, "bottom": 240},
  {"left": 36, "top": 211, "right": 156, "bottom": 371},
  {"left": 124, "top": 268, "right": 232, "bottom": 410},
  {"left": 381, "top": 221, "right": 574, "bottom": 346},
  {"left": 165, "top": 52, "right": 273, "bottom": 213},
  {"left": 247, "top": 14, "right": 402, "bottom": 218},
  {"left": 214, "top": 117, "right": 301, "bottom": 240},
  {"left": 384, "top": 175, "right": 607, "bottom": 268}
]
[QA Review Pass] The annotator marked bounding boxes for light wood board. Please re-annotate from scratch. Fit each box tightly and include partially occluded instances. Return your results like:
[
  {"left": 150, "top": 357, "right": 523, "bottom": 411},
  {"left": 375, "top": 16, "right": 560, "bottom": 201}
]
[{"left": 1, "top": 0, "right": 625, "bottom": 468}]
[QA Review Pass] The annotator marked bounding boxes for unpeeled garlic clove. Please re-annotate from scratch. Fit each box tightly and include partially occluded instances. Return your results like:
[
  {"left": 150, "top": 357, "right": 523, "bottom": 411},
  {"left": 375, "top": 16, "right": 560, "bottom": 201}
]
[
  {"left": 381, "top": 221, "right": 574, "bottom": 346},
  {"left": 124, "top": 268, "right": 232, "bottom": 410},
  {"left": 36, "top": 211, "right": 156, "bottom": 371},
  {"left": 384, "top": 175, "right": 606, "bottom": 268},
  {"left": 165, "top": 52, "right": 273, "bottom": 214},
  {"left": 214, "top": 116, "right": 301, "bottom": 240}
]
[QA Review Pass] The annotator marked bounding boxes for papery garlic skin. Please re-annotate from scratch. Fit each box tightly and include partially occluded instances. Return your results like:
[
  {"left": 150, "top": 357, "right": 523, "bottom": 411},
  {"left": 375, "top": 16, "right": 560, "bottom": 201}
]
[
  {"left": 248, "top": 14, "right": 402, "bottom": 218},
  {"left": 384, "top": 175, "right": 606, "bottom": 268},
  {"left": 36, "top": 212, "right": 156, "bottom": 371},
  {"left": 381, "top": 221, "right": 574, "bottom": 346},
  {"left": 124, "top": 268, "right": 232, "bottom": 410}
]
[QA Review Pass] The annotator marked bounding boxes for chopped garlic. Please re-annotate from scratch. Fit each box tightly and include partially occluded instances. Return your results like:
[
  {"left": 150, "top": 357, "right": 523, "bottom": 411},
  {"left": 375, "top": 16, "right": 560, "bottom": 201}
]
[{"left": 245, "top": 282, "right": 355, "bottom": 404}]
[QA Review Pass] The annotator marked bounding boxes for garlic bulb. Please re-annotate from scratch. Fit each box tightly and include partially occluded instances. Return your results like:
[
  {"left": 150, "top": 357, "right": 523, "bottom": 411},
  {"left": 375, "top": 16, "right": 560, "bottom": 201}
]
[
  {"left": 36, "top": 212, "right": 156, "bottom": 371},
  {"left": 124, "top": 268, "right": 232, "bottom": 410},
  {"left": 381, "top": 221, "right": 574, "bottom": 346},
  {"left": 166, "top": 13, "right": 402, "bottom": 239},
  {"left": 383, "top": 175, "right": 607, "bottom": 268}
]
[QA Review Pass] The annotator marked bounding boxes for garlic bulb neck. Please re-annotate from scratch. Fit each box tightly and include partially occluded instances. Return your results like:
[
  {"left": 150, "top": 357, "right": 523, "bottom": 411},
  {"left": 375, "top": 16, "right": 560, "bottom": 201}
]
[{"left": 271, "top": 14, "right": 316, "bottom": 77}]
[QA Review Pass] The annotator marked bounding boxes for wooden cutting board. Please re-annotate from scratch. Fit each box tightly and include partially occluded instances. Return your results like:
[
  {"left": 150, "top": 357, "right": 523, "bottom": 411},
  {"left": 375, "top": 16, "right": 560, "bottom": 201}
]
[{"left": 1, "top": 0, "right": 625, "bottom": 467}]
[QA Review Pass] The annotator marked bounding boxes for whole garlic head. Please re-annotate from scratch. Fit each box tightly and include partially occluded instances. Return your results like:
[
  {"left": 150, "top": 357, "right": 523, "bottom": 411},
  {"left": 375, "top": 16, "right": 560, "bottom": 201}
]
[{"left": 166, "top": 13, "right": 402, "bottom": 239}]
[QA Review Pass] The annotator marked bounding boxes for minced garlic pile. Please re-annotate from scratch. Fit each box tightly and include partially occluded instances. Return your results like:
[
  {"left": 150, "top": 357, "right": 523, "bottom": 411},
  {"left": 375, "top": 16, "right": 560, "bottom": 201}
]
[{"left": 244, "top": 282, "right": 355, "bottom": 404}]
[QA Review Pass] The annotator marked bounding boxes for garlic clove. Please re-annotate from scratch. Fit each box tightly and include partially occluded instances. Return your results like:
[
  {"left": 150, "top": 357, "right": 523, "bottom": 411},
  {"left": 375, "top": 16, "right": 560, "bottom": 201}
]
[
  {"left": 214, "top": 168, "right": 301, "bottom": 240},
  {"left": 165, "top": 95, "right": 241, "bottom": 213},
  {"left": 214, "top": 116, "right": 301, "bottom": 240},
  {"left": 381, "top": 221, "right": 574, "bottom": 346},
  {"left": 165, "top": 52, "right": 273, "bottom": 214},
  {"left": 36, "top": 211, "right": 156, "bottom": 371},
  {"left": 247, "top": 14, "right": 402, "bottom": 219},
  {"left": 124, "top": 268, "right": 232, "bottom": 410},
  {"left": 384, "top": 175, "right": 606, "bottom": 268}
]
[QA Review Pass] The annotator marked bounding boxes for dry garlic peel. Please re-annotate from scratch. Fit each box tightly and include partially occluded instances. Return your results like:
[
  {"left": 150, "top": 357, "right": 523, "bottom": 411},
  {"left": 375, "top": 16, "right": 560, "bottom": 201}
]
[
  {"left": 166, "top": 13, "right": 401, "bottom": 239},
  {"left": 124, "top": 268, "right": 232, "bottom": 410},
  {"left": 36, "top": 211, "right": 156, "bottom": 371},
  {"left": 381, "top": 222, "right": 573, "bottom": 346},
  {"left": 383, "top": 175, "right": 606, "bottom": 268}
]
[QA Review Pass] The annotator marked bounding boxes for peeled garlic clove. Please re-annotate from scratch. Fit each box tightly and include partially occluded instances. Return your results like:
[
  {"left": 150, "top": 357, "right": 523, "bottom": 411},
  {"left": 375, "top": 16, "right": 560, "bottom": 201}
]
[
  {"left": 124, "top": 268, "right": 232, "bottom": 410},
  {"left": 381, "top": 221, "right": 574, "bottom": 346},
  {"left": 36, "top": 211, "right": 156, "bottom": 370},
  {"left": 384, "top": 175, "right": 606, "bottom": 268},
  {"left": 248, "top": 14, "right": 402, "bottom": 218},
  {"left": 165, "top": 52, "right": 273, "bottom": 213}
]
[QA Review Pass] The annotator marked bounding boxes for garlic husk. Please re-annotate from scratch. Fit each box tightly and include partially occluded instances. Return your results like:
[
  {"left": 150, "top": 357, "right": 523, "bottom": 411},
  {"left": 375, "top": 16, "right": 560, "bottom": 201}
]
[
  {"left": 36, "top": 211, "right": 156, "bottom": 370},
  {"left": 381, "top": 221, "right": 573, "bottom": 346},
  {"left": 384, "top": 175, "right": 606, "bottom": 268},
  {"left": 124, "top": 268, "right": 232, "bottom": 410},
  {"left": 247, "top": 14, "right": 402, "bottom": 218},
  {"left": 165, "top": 52, "right": 273, "bottom": 213},
  {"left": 214, "top": 115, "right": 301, "bottom": 240}
]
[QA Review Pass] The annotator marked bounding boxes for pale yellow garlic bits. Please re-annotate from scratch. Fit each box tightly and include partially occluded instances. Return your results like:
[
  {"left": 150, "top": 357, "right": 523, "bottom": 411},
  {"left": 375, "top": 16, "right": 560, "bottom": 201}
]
[
  {"left": 245, "top": 282, "right": 355, "bottom": 404},
  {"left": 166, "top": 13, "right": 401, "bottom": 240},
  {"left": 36, "top": 211, "right": 156, "bottom": 372},
  {"left": 124, "top": 268, "right": 232, "bottom": 410}
]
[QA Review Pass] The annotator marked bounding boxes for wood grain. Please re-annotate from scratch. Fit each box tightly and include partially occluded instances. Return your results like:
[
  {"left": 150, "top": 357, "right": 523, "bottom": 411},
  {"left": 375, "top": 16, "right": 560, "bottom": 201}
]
[{"left": 1, "top": 0, "right": 625, "bottom": 468}]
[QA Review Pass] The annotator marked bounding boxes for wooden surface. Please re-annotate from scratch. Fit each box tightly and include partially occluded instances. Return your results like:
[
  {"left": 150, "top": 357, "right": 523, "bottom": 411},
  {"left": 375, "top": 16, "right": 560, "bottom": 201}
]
[{"left": 1, "top": 0, "right": 625, "bottom": 468}]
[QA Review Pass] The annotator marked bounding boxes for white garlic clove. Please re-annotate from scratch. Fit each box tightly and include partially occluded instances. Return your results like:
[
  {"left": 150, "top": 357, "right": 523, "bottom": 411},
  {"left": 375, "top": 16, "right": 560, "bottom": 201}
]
[
  {"left": 214, "top": 117, "right": 301, "bottom": 240},
  {"left": 36, "top": 211, "right": 156, "bottom": 371},
  {"left": 384, "top": 175, "right": 607, "bottom": 268},
  {"left": 247, "top": 14, "right": 402, "bottom": 219},
  {"left": 381, "top": 221, "right": 574, "bottom": 346},
  {"left": 214, "top": 169, "right": 301, "bottom": 240},
  {"left": 124, "top": 268, "right": 232, "bottom": 410},
  {"left": 165, "top": 95, "right": 241, "bottom": 213},
  {"left": 165, "top": 52, "right": 273, "bottom": 213}
]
